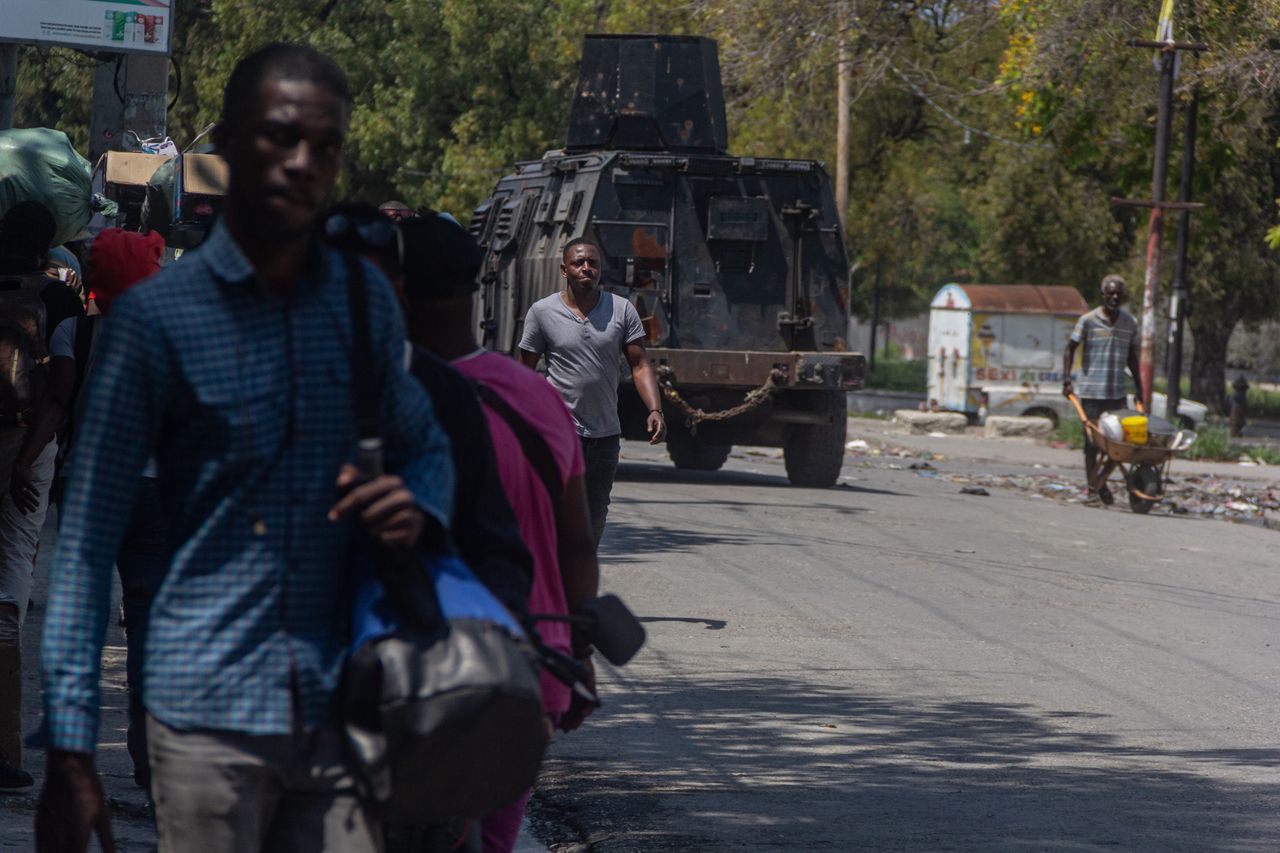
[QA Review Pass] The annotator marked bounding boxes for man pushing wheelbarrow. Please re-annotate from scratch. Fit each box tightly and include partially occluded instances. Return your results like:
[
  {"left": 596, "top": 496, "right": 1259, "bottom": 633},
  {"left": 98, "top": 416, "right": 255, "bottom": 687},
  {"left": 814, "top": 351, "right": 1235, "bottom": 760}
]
[
  {"left": 1061, "top": 275, "right": 1195, "bottom": 511},
  {"left": 1062, "top": 275, "right": 1143, "bottom": 507}
]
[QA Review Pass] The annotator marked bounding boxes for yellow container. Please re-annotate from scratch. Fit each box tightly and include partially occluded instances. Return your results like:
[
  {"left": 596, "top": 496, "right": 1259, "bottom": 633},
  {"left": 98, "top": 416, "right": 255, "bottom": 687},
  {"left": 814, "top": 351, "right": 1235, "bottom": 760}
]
[{"left": 1121, "top": 415, "right": 1148, "bottom": 445}]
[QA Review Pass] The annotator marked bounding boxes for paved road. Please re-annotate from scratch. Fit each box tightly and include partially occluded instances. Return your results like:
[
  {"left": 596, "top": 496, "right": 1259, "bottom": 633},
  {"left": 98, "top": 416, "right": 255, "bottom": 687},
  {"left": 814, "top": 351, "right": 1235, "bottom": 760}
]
[{"left": 529, "top": 431, "right": 1280, "bottom": 851}]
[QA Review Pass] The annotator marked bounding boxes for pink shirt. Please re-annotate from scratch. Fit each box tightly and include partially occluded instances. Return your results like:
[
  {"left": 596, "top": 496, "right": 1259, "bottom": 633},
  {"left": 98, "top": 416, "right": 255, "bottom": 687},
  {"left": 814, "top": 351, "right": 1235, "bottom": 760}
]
[{"left": 453, "top": 350, "right": 585, "bottom": 713}]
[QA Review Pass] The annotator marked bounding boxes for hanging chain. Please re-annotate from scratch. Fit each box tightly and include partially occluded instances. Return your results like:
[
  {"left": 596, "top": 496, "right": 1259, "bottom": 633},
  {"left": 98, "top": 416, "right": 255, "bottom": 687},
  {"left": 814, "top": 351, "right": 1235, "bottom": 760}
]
[{"left": 656, "top": 365, "right": 787, "bottom": 435}]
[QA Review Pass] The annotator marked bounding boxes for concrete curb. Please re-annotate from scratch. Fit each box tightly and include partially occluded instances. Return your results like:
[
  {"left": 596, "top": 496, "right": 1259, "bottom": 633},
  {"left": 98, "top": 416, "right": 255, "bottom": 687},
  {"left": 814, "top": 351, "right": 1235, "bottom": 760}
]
[
  {"left": 893, "top": 409, "right": 968, "bottom": 434},
  {"left": 984, "top": 415, "right": 1055, "bottom": 439}
]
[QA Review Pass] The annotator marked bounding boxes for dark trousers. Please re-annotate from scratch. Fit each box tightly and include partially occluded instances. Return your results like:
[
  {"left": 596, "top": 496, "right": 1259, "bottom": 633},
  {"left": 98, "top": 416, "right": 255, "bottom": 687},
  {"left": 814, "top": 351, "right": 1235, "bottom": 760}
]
[
  {"left": 1081, "top": 397, "right": 1126, "bottom": 487},
  {"left": 117, "top": 476, "right": 170, "bottom": 788},
  {"left": 580, "top": 435, "right": 621, "bottom": 545}
]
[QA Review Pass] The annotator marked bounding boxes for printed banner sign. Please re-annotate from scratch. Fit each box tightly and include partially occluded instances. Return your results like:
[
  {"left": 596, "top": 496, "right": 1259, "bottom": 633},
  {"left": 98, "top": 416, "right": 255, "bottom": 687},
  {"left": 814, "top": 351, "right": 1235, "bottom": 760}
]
[{"left": 0, "top": 0, "right": 172, "bottom": 56}]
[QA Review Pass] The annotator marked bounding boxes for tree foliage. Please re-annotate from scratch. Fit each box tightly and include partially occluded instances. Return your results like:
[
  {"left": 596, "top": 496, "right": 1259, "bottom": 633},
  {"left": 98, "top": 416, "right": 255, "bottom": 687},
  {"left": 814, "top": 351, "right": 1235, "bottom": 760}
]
[{"left": 11, "top": 0, "right": 1280, "bottom": 401}]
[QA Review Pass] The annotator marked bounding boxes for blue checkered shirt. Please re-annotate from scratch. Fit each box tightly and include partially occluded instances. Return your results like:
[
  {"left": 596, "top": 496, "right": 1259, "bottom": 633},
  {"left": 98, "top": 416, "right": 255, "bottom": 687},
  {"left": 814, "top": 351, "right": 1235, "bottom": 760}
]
[{"left": 42, "top": 220, "right": 454, "bottom": 753}]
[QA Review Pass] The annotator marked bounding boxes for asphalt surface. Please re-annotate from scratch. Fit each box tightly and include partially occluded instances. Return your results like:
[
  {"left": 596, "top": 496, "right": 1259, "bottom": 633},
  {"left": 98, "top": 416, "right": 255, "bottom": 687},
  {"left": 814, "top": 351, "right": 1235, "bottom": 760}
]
[
  {"left": 528, "top": 424, "right": 1280, "bottom": 851},
  {"left": 4, "top": 423, "right": 1276, "bottom": 851}
]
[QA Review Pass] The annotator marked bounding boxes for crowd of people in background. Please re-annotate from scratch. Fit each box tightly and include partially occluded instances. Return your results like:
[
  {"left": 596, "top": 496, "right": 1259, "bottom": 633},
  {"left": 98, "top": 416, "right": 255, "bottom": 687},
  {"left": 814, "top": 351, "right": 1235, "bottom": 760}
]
[{"left": 0, "top": 40, "right": 664, "bottom": 853}]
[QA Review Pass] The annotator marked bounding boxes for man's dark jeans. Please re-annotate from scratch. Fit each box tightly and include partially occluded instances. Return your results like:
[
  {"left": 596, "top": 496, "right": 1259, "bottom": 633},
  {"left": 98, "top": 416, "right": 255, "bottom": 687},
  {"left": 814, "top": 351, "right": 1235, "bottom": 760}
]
[
  {"left": 1081, "top": 397, "right": 1126, "bottom": 488},
  {"left": 117, "top": 476, "right": 170, "bottom": 788},
  {"left": 580, "top": 435, "right": 620, "bottom": 545}
]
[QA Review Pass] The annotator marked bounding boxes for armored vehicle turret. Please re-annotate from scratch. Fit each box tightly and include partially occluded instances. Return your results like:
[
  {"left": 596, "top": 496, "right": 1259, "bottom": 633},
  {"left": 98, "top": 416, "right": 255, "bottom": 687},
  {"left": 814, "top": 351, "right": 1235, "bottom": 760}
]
[{"left": 471, "top": 34, "right": 864, "bottom": 487}]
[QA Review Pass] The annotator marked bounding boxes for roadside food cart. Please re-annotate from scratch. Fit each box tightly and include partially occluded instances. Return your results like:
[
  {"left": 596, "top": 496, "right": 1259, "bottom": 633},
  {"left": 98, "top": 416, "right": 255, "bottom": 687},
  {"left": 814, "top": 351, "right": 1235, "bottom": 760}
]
[{"left": 927, "top": 284, "right": 1088, "bottom": 422}]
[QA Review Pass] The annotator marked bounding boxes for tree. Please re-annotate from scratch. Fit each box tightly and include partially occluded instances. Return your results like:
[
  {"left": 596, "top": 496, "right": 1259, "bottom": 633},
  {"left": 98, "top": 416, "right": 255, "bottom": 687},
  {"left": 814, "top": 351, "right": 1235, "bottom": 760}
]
[
  {"left": 10, "top": 0, "right": 1278, "bottom": 407},
  {"left": 991, "top": 0, "right": 1280, "bottom": 408},
  {"left": 701, "top": 1, "right": 1018, "bottom": 318}
]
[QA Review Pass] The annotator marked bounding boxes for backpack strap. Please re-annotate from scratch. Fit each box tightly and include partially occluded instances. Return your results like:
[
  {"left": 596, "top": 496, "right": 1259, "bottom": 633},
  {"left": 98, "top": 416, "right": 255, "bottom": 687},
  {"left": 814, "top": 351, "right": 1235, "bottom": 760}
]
[
  {"left": 472, "top": 382, "right": 564, "bottom": 507},
  {"left": 71, "top": 316, "right": 96, "bottom": 404}
]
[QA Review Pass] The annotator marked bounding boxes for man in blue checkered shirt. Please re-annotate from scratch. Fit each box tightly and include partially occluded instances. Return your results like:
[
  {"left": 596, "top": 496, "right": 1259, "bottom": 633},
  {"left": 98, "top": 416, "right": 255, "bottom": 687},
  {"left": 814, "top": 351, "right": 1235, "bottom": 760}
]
[{"left": 36, "top": 44, "right": 453, "bottom": 852}]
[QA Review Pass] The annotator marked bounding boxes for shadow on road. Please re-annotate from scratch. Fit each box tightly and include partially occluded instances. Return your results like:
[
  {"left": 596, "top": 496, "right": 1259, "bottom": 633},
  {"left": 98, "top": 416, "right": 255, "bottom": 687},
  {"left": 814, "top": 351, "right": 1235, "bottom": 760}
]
[
  {"left": 598, "top": 501, "right": 870, "bottom": 564},
  {"left": 637, "top": 616, "right": 727, "bottom": 630},
  {"left": 615, "top": 461, "right": 792, "bottom": 488},
  {"left": 532, "top": 675, "right": 1280, "bottom": 851},
  {"left": 597, "top": 516, "right": 771, "bottom": 564},
  {"left": 615, "top": 461, "right": 907, "bottom": 498}
]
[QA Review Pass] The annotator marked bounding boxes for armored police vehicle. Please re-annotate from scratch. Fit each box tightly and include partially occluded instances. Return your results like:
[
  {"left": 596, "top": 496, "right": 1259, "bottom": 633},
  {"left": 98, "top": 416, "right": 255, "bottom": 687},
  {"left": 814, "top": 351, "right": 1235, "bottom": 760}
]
[{"left": 471, "top": 34, "right": 864, "bottom": 487}]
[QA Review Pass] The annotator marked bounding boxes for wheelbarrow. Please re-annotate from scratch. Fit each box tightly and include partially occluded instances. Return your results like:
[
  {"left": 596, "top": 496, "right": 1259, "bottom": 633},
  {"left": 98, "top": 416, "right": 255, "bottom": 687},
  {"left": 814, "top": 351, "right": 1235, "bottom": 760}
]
[{"left": 1066, "top": 394, "right": 1196, "bottom": 514}]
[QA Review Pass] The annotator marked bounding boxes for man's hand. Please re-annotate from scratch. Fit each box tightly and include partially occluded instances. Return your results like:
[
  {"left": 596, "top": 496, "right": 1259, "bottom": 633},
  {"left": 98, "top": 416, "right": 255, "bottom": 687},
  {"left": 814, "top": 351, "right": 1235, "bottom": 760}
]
[
  {"left": 1062, "top": 379, "right": 1074, "bottom": 399},
  {"left": 330, "top": 464, "right": 426, "bottom": 547},
  {"left": 9, "top": 464, "right": 39, "bottom": 514},
  {"left": 646, "top": 411, "right": 666, "bottom": 445},
  {"left": 36, "top": 751, "right": 115, "bottom": 853},
  {"left": 559, "top": 656, "right": 597, "bottom": 732}
]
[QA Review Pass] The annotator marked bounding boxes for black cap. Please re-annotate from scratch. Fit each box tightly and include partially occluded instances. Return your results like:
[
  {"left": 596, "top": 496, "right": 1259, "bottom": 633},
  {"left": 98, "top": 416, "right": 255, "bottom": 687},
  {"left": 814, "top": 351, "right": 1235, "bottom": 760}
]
[{"left": 400, "top": 212, "right": 483, "bottom": 301}]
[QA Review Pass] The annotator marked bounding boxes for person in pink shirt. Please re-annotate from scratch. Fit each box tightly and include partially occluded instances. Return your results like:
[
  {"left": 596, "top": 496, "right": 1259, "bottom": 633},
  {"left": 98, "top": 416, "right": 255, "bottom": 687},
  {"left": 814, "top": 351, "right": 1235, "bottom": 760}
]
[{"left": 395, "top": 213, "right": 600, "bottom": 853}]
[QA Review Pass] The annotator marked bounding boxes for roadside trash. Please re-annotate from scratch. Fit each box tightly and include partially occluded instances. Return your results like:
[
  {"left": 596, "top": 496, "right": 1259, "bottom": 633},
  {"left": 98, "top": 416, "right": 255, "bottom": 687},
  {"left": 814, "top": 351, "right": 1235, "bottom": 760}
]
[
  {"left": 846, "top": 439, "right": 869, "bottom": 451},
  {"left": 960, "top": 486, "right": 989, "bottom": 496},
  {"left": 927, "top": 431, "right": 949, "bottom": 438},
  {"left": 930, "top": 462, "right": 1278, "bottom": 525}
]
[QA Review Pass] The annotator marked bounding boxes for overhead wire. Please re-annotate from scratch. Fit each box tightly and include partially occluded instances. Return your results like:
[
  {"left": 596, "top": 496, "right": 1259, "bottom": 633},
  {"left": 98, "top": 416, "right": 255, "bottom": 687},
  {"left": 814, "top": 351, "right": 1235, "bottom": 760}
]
[{"left": 886, "top": 61, "right": 1051, "bottom": 150}]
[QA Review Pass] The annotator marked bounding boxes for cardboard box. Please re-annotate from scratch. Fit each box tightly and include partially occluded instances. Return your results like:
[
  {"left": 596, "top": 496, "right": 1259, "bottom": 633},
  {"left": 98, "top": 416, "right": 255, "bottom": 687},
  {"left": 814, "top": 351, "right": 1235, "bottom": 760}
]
[
  {"left": 181, "top": 153, "right": 228, "bottom": 196},
  {"left": 96, "top": 150, "right": 172, "bottom": 188}
]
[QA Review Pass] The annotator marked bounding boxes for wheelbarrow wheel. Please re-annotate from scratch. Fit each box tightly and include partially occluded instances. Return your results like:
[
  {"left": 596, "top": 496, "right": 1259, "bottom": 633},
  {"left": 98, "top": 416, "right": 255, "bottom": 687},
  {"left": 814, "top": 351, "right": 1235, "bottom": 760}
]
[{"left": 1128, "top": 463, "right": 1161, "bottom": 514}]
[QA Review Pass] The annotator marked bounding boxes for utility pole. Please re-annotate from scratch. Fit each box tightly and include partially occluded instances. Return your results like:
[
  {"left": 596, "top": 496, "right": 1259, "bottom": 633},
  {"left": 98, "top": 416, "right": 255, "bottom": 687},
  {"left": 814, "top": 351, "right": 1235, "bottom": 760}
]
[
  {"left": 0, "top": 44, "right": 17, "bottom": 131},
  {"left": 1113, "top": 38, "right": 1206, "bottom": 414},
  {"left": 835, "top": 3, "right": 851, "bottom": 229},
  {"left": 1165, "top": 89, "right": 1198, "bottom": 419},
  {"left": 1138, "top": 48, "right": 1173, "bottom": 415},
  {"left": 88, "top": 53, "right": 168, "bottom": 161},
  {"left": 868, "top": 263, "right": 880, "bottom": 372}
]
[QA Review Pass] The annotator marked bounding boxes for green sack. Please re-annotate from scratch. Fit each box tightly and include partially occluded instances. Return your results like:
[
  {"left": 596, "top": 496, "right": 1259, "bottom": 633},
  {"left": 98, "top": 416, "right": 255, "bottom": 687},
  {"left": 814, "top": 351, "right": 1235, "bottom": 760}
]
[
  {"left": 141, "top": 157, "right": 176, "bottom": 241},
  {"left": 0, "top": 128, "right": 93, "bottom": 246}
]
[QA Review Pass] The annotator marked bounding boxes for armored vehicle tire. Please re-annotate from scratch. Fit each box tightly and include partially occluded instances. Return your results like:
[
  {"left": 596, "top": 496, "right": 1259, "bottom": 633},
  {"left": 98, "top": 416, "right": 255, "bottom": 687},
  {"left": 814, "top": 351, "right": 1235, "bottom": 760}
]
[
  {"left": 784, "top": 393, "right": 849, "bottom": 488},
  {"left": 667, "top": 429, "right": 732, "bottom": 471}
]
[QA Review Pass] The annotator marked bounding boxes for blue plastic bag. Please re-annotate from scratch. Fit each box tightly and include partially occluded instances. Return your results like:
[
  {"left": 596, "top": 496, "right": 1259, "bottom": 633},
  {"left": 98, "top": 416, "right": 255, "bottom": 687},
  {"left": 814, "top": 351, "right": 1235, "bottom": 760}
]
[{"left": 349, "top": 549, "right": 523, "bottom": 652}]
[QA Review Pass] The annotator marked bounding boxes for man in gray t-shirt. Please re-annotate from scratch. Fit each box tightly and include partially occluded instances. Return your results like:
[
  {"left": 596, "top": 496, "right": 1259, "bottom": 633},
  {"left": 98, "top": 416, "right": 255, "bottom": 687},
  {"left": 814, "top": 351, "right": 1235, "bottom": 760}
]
[
  {"left": 519, "top": 238, "right": 666, "bottom": 543},
  {"left": 1062, "top": 274, "right": 1143, "bottom": 505}
]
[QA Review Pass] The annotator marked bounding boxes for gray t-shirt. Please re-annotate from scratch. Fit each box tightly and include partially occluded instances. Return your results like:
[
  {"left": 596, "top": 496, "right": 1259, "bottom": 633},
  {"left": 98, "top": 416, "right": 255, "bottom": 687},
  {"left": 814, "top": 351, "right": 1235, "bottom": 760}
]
[
  {"left": 519, "top": 291, "right": 645, "bottom": 437},
  {"left": 1070, "top": 307, "right": 1139, "bottom": 400}
]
